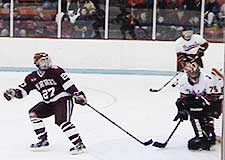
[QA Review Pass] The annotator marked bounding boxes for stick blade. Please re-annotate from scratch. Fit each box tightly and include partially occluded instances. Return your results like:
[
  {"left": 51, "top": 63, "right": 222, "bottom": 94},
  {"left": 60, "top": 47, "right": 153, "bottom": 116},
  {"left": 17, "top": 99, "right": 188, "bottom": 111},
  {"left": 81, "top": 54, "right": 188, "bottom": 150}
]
[
  {"left": 149, "top": 88, "right": 160, "bottom": 92},
  {"left": 152, "top": 141, "right": 167, "bottom": 148},
  {"left": 143, "top": 139, "right": 153, "bottom": 146}
]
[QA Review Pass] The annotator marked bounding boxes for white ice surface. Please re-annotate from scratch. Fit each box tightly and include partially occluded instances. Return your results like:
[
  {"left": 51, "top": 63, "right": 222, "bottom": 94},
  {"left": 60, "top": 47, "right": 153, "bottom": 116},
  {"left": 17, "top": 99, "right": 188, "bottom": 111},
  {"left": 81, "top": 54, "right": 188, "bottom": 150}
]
[{"left": 0, "top": 72, "right": 221, "bottom": 160}]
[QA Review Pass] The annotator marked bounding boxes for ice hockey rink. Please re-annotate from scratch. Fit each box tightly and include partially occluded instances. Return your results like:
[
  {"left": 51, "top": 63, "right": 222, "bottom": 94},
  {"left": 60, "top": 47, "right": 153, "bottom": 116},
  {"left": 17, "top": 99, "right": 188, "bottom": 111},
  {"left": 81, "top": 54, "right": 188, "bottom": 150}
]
[{"left": 0, "top": 71, "right": 221, "bottom": 160}]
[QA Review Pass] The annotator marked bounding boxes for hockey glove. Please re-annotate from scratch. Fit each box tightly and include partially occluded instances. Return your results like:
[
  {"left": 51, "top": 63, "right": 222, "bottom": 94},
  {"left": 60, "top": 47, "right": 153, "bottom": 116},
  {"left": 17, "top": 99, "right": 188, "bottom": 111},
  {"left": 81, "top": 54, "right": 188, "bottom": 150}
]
[
  {"left": 4, "top": 88, "right": 16, "bottom": 101},
  {"left": 73, "top": 91, "right": 87, "bottom": 106},
  {"left": 173, "top": 110, "right": 189, "bottom": 121},
  {"left": 205, "top": 99, "right": 222, "bottom": 119},
  {"left": 196, "top": 49, "right": 204, "bottom": 57},
  {"left": 4, "top": 88, "right": 23, "bottom": 101}
]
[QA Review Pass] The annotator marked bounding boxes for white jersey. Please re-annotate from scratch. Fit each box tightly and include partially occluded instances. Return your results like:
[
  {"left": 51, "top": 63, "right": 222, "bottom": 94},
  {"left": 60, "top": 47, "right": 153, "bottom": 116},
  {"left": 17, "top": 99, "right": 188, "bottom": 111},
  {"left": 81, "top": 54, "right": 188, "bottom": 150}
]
[
  {"left": 210, "top": 73, "right": 224, "bottom": 97},
  {"left": 175, "top": 34, "right": 207, "bottom": 55},
  {"left": 178, "top": 72, "right": 213, "bottom": 96}
]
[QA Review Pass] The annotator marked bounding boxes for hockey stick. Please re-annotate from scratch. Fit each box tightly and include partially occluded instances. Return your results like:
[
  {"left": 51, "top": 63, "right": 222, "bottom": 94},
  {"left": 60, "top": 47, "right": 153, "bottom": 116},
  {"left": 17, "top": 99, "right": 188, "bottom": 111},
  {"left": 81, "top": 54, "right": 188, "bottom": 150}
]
[
  {"left": 86, "top": 103, "right": 153, "bottom": 146},
  {"left": 149, "top": 55, "right": 201, "bottom": 92},
  {"left": 152, "top": 119, "right": 182, "bottom": 148},
  {"left": 149, "top": 72, "right": 180, "bottom": 92}
]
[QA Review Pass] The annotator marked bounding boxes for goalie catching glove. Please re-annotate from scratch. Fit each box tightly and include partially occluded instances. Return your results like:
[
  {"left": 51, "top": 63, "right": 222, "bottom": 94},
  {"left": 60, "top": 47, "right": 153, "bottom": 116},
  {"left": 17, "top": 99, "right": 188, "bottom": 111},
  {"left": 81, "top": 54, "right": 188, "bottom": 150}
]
[
  {"left": 73, "top": 91, "right": 87, "bottom": 105},
  {"left": 173, "top": 98, "right": 189, "bottom": 122},
  {"left": 4, "top": 88, "right": 23, "bottom": 101}
]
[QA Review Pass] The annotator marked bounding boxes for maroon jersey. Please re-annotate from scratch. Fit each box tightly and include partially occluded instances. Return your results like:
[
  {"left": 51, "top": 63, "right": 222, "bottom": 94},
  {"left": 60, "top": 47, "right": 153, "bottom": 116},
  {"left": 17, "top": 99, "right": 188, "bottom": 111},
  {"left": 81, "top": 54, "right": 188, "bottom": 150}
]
[{"left": 18, "top": 66, "right": 78, "bottom": 103}]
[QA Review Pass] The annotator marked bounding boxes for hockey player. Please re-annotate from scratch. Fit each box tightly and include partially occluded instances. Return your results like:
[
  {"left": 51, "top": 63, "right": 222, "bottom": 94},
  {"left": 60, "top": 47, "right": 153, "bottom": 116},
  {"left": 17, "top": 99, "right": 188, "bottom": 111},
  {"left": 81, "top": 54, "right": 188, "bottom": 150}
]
[
  {"left": 173, "top": 57, "right": 223, "bottom": 150},
  {"left": 209, "top": 68, "right": 224, "bottom": 119},
  {"left": 175, "top": 27, "right": 209, "bottom": 71},
  {"left": 3, "top": 52, "right": 87, "bottom": 155}
]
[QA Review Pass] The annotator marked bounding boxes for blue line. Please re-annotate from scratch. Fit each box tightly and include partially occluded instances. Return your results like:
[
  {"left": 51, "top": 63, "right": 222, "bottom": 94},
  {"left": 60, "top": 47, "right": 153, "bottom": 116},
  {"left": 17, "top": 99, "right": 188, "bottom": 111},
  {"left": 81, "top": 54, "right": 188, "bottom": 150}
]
[{"left": 0, "top": 67, "right": 176, "bottom": 76}]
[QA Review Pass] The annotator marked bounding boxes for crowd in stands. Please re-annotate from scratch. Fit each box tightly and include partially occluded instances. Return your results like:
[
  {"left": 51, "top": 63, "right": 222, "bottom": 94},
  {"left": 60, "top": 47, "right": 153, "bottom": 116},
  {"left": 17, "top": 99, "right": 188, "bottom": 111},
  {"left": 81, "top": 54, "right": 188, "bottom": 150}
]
[
  {"left": 155, "top": 0, "right": 225, "bottom": 40},
  {"left": 59, "top": 0, "right": 105, "bottom": 38},
  {"left": 0, "top": 0, "right": 224, "bottom": 42},
  {"left": 108, "top": 0, "right": 224, "bottom": 41}
]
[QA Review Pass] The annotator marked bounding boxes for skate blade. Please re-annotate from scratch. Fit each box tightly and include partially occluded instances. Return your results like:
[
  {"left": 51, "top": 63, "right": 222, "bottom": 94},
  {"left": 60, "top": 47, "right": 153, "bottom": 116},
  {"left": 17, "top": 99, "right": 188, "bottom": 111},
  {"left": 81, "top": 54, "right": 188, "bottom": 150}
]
[
  {"left": 29, "top": 146, "right": 50, "bottom": 152},
  {"left": 70, "top": 149, "right": 87, "bottom": 155}
]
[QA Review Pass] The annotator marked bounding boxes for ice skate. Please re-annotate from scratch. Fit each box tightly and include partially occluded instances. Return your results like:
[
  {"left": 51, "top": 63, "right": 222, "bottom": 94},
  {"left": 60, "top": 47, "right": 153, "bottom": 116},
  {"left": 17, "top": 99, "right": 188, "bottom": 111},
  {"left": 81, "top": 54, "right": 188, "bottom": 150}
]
[
  {"left": 70, "top": 142, "right": 86, "bottom": 155},
  {"left": 30, "top": 140, "right": 50, "bottom": 152}
]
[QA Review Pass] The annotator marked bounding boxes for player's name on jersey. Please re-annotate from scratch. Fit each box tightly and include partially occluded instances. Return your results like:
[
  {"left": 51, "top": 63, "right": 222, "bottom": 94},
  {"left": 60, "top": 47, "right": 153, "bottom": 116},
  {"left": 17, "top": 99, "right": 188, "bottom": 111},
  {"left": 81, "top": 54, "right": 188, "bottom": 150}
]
[{"left": 35, "top": 79, "right": 57, "bottom": 90}]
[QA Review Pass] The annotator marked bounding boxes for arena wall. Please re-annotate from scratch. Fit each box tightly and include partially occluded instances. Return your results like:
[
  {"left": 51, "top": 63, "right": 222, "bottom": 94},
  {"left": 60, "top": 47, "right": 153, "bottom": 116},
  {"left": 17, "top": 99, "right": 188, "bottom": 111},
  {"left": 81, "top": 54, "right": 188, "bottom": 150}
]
[{"left": 0, "top": 38, "right": 224, "bottom": 74}]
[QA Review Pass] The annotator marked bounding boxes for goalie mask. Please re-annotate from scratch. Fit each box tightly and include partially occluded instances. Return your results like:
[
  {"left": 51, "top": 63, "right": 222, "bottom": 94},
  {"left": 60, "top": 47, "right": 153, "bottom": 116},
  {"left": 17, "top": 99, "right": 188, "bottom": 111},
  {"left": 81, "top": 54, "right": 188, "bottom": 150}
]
[
  {"left": 33, "top": 52, "right": 52, "bottom": 70},
  {"left": 184, "top": 61, "right": 200, "bottom": 84}
]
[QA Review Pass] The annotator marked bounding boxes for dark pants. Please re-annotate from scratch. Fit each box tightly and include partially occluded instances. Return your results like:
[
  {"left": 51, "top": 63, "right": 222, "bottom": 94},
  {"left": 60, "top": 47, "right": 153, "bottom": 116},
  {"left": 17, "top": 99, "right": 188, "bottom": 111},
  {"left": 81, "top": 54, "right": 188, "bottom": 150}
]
[{"left": 29, "top": 96, "right": 74, "bottom": 126}]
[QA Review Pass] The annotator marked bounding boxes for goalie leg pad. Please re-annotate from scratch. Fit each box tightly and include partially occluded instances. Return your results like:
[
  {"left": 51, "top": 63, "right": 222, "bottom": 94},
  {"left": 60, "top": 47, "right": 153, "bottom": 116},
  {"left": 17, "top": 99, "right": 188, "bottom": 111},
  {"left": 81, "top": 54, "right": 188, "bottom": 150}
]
[{"left": 201, "top": 118, "right": 216, "bottom": 145}]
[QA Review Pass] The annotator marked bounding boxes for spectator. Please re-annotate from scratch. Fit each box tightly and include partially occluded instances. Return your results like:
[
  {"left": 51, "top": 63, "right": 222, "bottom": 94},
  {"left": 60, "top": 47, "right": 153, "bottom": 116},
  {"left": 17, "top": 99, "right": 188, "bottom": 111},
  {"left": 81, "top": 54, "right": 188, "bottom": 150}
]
[
  {"left": 218, "top": 0, "right": 225, "bottom": 22},
  {"left": 18, "top": 29, "right": 27, "bottom": 37},
  {"left": 205, "top": 0, "right": 220, "bottom": 27},
  {"left": 80, "top": 0, "right": 96, "bottom": 15},
  {"left": 171, "top": 10, "right": 191, "bottom": 27},
  {"left": 73, "top": 7, "right": 94, "bottom": 38},
  {"left": 91, "top": 7, "right": 105, "bottom": 38},
  {"left": 56, "top": 0, "right": 80, "bottom": 24},
  {"left": 57, "top": 0, "right": 96, "bottom": 24},
  {"left": 111, "top": 6, "right": 137, "bottom": 39},
  {"left": 0, "top": 28, "right": 8, "bottom": 36},
  {"left": 133, "top": 11, "right": 152, "bottom": 39}
]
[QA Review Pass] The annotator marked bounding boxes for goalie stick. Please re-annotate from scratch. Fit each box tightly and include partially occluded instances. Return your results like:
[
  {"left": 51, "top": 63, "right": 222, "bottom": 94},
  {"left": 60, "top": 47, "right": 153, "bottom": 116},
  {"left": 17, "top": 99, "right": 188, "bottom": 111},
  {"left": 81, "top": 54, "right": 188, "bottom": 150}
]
[
  {"left": 152, "top": 119, "right": 182, "bottom": 148},
  {"left": 211, "top": 68, "right": 224, "bottom": 80},
  {"left": 149, "top": 55, "right": 201, "bottom": 92},
  {"left": 149, "top": 72, "right": 179, "bottom": 92},
  {"left": 86, "top": 103, "right": 153, "bottom": 146}
]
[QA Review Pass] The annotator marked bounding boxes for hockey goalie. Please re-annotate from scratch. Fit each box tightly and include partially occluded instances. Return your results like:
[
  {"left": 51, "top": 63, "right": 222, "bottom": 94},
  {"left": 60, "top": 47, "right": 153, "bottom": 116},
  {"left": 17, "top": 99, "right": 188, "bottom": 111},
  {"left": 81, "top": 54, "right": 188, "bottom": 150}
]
[{"left": 173, "top": 56, "right": 223, "bottom": 151}]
